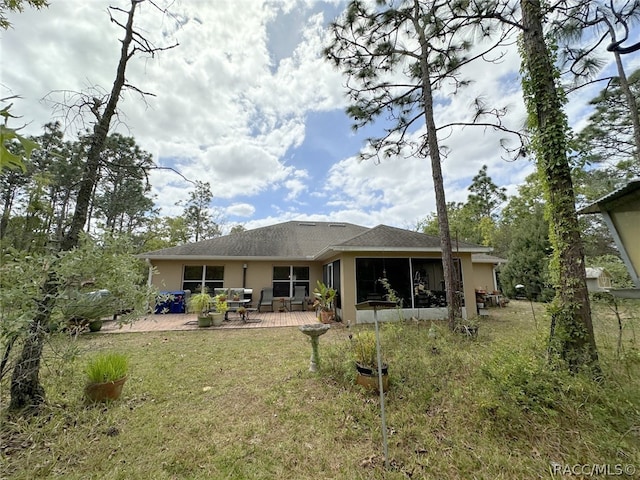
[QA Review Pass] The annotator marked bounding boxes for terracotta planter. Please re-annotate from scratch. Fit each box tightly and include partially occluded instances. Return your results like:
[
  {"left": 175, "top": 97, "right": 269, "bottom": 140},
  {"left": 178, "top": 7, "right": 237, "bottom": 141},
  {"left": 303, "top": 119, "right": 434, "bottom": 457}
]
[
  {"left": 355, "top": 363, "right": 389, "bottom": 392},
  {"left": 319, "top": 310, "right": 334, "bottom": 323},
  {"left": 197, "top": 315, "right": 212, "bottom": 327},
  {"left": 85, "top": 376, "right": 127, "bottom": 403}
]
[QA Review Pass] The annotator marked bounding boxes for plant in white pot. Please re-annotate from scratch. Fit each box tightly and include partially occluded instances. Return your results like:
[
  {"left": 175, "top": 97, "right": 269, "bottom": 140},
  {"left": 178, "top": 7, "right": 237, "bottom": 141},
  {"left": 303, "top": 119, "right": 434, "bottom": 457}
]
[
  {"left": 211, "top": 294, "right": 228, "bottom": 326},
  {"left": 188, "top": 291, "right": 214, "bottom": 327}
]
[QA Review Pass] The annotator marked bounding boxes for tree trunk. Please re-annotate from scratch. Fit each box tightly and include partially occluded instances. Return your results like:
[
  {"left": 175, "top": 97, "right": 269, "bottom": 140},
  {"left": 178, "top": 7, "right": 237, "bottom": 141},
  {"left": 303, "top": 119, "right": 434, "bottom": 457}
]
[
  {"left": 61, "top": 1, "right": 138, "bottom": 251},
  {"left": 10, "top": 0, "right": 142, "bottom": 410},
  {"left": 0, "top": 185, "right": 16, "bottom": 240},
  {"left": 520, "top": 0, "right": 598, "bottom": 370},
  {"left": 416, "top": 18, "right": 457, "bottom": 330},
  {"left": 9, "top": 276, "right": 57, "bottom": 409}
]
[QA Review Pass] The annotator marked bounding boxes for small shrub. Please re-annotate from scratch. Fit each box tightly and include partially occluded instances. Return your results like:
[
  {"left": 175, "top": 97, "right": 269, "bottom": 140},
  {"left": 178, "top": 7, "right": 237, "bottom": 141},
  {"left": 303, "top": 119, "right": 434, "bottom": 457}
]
[{"left": 85, "top": 352, "right": 128, "bottom": 384}]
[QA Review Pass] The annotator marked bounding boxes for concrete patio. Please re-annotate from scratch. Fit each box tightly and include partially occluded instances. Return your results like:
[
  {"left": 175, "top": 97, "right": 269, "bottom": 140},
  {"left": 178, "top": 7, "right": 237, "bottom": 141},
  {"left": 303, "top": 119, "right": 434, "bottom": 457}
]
[{"left": 100, "top": 310, "right": 320, "bottom": 333}]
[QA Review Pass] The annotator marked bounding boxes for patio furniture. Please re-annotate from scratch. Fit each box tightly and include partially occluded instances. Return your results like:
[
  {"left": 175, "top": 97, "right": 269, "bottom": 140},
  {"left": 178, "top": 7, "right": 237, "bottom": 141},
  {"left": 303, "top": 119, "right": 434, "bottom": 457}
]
[
  {"left": 225, "top": 298, "right": 251, "bottom": 320},
  {"left": 258, "top": 288, "right": 274, "bottom": 312},
  {"left": 276, "top": 297, "right": 290, "bottom": 312},
  {"left": 290, "top": 286, "right": 307, "bottom": 311}
]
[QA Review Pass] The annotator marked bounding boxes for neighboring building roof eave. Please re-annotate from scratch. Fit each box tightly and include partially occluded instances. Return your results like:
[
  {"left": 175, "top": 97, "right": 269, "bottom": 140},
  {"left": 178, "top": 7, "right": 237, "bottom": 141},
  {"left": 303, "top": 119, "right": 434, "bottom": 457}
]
[{"left": 578, "top": 177, "right": 640, "bottom": 214}]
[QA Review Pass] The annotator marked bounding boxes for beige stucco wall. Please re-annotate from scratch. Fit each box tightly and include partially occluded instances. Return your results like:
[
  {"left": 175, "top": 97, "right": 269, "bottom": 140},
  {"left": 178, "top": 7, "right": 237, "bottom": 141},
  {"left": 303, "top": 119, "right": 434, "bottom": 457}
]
[
  {"left": 471, "top": 263, "right": 498, "bottom": 293},
  {"left": 149, "top": 259, "right": 324, "bottom": 305},
  {"left": 458, "top": 254, "right": 476, "bottom": 320},
  {"left": 610, "top": 201, "right": 640, "bottom": 279}
]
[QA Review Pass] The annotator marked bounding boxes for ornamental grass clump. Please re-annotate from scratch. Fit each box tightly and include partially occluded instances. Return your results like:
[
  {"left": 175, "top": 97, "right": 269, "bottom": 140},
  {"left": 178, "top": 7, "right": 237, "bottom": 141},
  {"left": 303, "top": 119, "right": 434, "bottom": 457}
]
[
  {"left": 85, "top": 352, "right": 128, "bottom": 384},
  {"left": 352, "top": 330, "right": 382, "bottom": 368}
]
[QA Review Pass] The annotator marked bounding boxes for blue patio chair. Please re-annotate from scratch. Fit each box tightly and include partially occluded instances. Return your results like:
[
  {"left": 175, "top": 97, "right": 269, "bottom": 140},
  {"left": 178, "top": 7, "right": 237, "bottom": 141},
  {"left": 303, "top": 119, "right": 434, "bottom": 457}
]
[
  {"left": 290, "top": 285, "right": 307, "bottom": 311},
  {"left": 258, "top": 287, "right": 274, "bottom": 312}
]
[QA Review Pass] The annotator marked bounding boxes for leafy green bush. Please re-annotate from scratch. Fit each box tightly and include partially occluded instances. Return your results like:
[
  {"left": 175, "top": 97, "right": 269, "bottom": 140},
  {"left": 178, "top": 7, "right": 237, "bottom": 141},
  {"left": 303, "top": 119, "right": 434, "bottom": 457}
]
[{"left": 85, "top": 352, "right": 128, "bottom": 384}]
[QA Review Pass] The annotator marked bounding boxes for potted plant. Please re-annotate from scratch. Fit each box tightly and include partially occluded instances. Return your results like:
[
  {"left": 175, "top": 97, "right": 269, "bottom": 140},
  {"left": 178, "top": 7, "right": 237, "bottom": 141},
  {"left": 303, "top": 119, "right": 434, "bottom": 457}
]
[
  {"left": 188, "top": 291, "right": 214, "bottom": 327},
  {"left": 84, "top": 352, "right": 129, "bottom": 403},
  {"left": 211, "top": 294, "right": 228, "bottom": 326},
  {"left": 313, "top": 280, "right": 337, "bottom": 323},
  {"left": 63, "top": 289, "right": 117, "bottom": 333},
  {"left": 351, "top": 330, "right": 389, "bottom": 392}
]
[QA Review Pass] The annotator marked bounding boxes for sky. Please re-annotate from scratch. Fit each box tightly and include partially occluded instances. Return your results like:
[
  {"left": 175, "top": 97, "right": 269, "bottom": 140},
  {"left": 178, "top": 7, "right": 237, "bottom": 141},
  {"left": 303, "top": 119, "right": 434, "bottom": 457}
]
[{"left": 2, "top": 0, "right": 639, "bottom": 233}]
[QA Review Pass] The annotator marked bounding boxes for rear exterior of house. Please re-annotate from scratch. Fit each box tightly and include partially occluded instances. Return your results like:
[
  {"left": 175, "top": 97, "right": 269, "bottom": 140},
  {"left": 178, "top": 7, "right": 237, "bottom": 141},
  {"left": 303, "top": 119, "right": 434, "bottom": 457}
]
[{"left": 140, "top": 221, "right": 492, "bottom": 324}]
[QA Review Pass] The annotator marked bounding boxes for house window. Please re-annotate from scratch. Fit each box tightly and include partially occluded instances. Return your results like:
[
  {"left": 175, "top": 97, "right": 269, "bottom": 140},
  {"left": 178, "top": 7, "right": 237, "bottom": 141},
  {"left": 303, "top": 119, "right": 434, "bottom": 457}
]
[
  {"left": 272, "top": 266, "right": 309, "bottom": 297},
  {"left": 182, "top": 265, "right": 224, "bottom": 293}
]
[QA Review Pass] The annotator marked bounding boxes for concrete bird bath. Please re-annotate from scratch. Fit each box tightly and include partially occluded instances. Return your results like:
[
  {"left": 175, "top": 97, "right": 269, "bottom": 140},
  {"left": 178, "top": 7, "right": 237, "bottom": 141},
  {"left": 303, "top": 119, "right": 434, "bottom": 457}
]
[{"left": 299, "top": 323, "right": 330, "bottom": 372}]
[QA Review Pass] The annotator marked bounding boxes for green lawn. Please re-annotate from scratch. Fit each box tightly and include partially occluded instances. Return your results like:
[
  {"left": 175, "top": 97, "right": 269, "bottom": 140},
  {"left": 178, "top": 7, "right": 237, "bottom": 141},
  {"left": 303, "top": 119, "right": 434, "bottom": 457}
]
[{"left": 2, "top": 300, "right": 639, "bottom": 479}]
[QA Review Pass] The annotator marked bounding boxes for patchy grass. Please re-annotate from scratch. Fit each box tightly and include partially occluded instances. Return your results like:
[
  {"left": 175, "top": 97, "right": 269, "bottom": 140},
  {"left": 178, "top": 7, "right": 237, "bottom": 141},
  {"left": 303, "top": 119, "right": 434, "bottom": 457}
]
[{"left": 2, "top": 300, "right": 639, "bottom": 479}]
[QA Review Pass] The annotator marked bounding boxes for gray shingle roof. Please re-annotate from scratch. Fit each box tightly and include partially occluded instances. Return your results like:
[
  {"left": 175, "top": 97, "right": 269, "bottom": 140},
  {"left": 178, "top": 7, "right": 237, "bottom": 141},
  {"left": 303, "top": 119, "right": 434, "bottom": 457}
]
[
  {"left": 471, "top": 253, "right": 507, "bottom": 264},
  {"left": 333, "top": 225, "right": 491, "bottom": 252},
  {"left": 140, "top": 221, "right": 369, "bottom": 259},
  {"left": 139, "top": 221, "right": 490, "bottom": 260}
]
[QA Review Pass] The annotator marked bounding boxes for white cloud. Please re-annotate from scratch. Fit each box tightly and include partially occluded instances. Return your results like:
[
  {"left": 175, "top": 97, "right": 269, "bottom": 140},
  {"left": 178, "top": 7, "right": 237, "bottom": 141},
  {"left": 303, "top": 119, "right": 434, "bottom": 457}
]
[{"left": 226, "top": 203, "right": 256, "bottom": 217}]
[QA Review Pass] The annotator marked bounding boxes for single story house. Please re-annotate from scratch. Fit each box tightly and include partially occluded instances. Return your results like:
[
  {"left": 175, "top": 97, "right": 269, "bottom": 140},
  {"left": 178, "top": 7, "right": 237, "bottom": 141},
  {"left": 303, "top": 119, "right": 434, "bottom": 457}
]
[
  {"left": 579, "top": 178, "right": 640, "bottom": 298},
  {"left": 139, "top": 221, "right": 493, "bottom": 324}
]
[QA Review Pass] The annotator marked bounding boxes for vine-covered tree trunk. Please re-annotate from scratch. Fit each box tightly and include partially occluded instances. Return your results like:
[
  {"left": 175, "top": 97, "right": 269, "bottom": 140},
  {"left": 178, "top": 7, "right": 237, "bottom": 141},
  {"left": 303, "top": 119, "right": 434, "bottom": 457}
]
[{"left": 520, "top": 0, "right": 598, "bottom": 369}]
